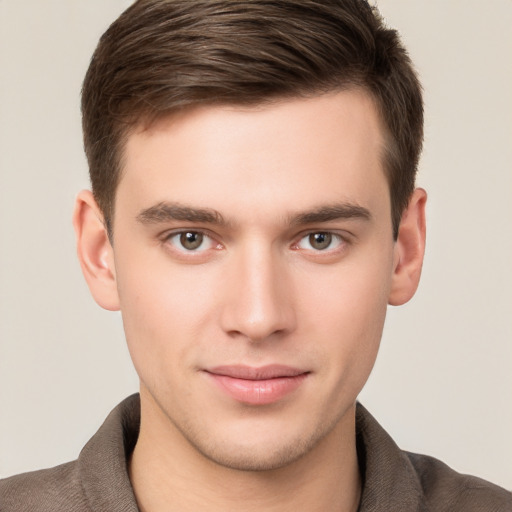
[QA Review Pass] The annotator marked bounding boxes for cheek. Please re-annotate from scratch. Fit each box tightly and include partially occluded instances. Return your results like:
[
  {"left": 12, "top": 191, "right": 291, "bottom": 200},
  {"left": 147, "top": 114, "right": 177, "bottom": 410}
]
[
  {"left": 302, "top": 253, "right": 392, "bottom": 378},
  {"left": 114, "top": 254, "right": 219, "bottom": 384},
  {"left": 305, "top": 250, "right": 391, "bottom": 328}
]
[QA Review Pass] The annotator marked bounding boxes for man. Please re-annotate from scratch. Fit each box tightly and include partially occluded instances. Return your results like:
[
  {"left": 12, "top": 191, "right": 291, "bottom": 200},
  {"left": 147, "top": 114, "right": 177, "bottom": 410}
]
[{"left": 1, "top": 1, "right": 510, "bottom": 510}]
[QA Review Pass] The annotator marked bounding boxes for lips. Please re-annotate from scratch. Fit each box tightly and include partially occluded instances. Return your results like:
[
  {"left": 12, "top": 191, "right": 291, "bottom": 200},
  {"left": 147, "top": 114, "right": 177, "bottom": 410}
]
[{"left": 205, "top": 365, "right": 309, "bottom": 405}]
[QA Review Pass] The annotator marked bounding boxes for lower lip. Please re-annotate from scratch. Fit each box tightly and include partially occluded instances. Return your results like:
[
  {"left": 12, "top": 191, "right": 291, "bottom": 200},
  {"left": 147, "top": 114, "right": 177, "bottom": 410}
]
[{"left": 206, "top": 373, "right": 309, "bottom": 405}]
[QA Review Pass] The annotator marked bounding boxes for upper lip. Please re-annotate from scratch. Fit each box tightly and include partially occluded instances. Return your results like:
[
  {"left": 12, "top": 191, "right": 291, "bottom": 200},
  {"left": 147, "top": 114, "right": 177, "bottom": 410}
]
[{"left": 206, "top": 365, "right": 308, "bottom": 380}]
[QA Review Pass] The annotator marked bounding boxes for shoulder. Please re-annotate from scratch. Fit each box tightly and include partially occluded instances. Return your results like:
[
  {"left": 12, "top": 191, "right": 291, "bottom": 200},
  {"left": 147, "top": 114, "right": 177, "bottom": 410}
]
[
  {"left": 355, "top": 403, "right": 511, "bottom": 511},
  {"left": 0, "top": 395, "right": 140, "bottom": 512},
  {"left": 0, "top": 461, "right": 89, "bottom": 512},
  {"left": 406, "top": 451, "right": 512, "bottom": 512}
]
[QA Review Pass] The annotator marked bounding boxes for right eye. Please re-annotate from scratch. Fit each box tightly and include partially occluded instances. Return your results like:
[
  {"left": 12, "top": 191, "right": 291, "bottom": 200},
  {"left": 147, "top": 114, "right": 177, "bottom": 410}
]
[{"left": 166, "top": 231, "right": 217, "bottom": 252}]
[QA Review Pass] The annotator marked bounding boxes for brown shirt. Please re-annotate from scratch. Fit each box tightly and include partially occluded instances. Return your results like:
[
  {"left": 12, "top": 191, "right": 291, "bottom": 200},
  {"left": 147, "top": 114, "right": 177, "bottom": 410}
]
[{"left": 1, "top": 394, "right": 510, "bottom": 511}]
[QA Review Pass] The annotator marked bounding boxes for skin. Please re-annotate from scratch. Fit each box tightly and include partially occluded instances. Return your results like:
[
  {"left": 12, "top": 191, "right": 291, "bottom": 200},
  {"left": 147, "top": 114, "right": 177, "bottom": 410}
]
[{"left": 74, "top": 90, "right": 426, "bottom": 512}]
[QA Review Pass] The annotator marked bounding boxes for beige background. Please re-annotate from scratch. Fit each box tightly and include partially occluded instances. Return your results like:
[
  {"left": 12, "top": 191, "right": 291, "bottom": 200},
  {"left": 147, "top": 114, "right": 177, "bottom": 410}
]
[{"left": 0, "top": 0, "right": 511, "bottom": 489}]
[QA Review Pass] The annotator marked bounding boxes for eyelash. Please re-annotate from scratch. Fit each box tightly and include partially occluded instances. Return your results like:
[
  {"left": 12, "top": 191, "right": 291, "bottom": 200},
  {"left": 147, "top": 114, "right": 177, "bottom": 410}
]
[
  {"left": 161, "top": 229, "right": 349, "bottom": 257},
  {"left": 292, "top": 232, "right": 346, "bottom": 252},
  {"left": 163, "top": 230, "right": 221, "bottom": 253}
]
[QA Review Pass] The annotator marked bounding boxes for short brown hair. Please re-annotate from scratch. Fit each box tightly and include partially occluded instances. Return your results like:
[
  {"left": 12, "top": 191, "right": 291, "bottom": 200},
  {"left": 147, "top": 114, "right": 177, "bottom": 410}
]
[{"left": 82, "top": 0, "right": 423, "bottom": 238}]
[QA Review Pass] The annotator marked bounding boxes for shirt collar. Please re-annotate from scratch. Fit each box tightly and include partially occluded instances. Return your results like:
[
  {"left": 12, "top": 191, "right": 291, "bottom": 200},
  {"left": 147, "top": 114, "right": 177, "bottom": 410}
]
[
  {"left": 77, "top": 394, "right": 427, "bottom": 511},
  {"left": 356, "top": 402, "right": 428, "bottom": 511}
]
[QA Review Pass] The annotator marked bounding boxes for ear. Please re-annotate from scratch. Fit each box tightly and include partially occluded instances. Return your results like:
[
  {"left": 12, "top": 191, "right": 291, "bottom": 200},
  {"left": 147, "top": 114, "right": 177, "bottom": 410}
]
[
  {"left": 388, "top": 188, "right": 427, "bottom": 306},
  {"left": 72, "top": 190, "right": 120, "bottom": 311}
]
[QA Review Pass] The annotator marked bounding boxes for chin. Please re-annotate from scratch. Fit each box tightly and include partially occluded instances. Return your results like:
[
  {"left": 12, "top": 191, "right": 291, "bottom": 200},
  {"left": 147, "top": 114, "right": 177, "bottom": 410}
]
[
  {"left": 185, "top": 415, "right": 343, "bottom": 473},
  {"left": 196, "top": 438, "right": 315, "bottom": 472}
]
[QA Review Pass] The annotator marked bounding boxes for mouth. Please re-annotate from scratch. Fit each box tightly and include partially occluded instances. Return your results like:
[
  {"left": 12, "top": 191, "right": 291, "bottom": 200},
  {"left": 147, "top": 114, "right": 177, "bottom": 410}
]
[{"left": 204, "top": 365, "right": 310, "bottom": 405}]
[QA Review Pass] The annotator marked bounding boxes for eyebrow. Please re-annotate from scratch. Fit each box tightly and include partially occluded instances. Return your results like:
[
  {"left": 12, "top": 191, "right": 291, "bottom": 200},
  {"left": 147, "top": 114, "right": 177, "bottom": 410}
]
[
  {"left": 136, "top": 202, "right": 227, "bottom": 226},
  {"left": 136, "top": 201, "right": 371, "bottom": 227},
  {"left": 289, "top": 203, "right": 371, "bottom": 226}
]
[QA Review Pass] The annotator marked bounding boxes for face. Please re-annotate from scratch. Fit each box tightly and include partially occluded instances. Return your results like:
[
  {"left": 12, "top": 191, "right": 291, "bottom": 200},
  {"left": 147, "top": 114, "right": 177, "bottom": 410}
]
[{"left": 110, "top": 91, "right": 399, "bottom": 471}]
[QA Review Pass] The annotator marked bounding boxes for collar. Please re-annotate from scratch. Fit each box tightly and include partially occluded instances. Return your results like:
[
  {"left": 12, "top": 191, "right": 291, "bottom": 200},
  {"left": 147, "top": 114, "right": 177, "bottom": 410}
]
[{"left": 77, "top": 394, "right": 427, "bottom": 511}]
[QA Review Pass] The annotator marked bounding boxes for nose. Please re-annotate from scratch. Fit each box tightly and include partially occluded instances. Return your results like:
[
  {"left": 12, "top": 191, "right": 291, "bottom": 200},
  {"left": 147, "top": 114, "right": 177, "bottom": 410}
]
[{"left": 220, "top": 242, "right": 297, "bottom": 343}]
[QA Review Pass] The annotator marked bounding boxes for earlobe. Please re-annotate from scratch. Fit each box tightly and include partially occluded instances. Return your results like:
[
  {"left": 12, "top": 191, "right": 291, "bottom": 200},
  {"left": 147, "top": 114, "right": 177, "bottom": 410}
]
[
  {"left": 72, "top": 190, "right": 120, "bottom": 311},
  {"left": 388, "top": 188, "right": 427, "bottom": 306}
]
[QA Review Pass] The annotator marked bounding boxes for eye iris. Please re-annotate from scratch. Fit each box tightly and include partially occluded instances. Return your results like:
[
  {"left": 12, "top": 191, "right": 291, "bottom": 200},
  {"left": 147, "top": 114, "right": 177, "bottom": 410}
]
[
  {"left": 180, "top": 232, "right": 203, "bottom": 250},
  {"left": 309, "top": 232, "right": 332, "bottom": 250}
]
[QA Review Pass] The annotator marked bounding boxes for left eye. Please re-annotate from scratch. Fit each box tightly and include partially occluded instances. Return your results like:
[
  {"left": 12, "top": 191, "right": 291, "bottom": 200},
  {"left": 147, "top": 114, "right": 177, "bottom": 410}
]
[
  {"left": 167, "top": 231, "right": 216, "bottom": 252},
  {"left": 296, "top": 232, "right": 343, "bottom": 251}
]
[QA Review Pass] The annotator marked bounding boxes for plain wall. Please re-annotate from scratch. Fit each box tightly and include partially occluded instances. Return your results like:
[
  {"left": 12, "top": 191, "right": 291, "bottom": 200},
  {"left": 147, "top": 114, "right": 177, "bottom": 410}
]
[{"left": 0, "top": 0, "right": 511, "bottom": 489}]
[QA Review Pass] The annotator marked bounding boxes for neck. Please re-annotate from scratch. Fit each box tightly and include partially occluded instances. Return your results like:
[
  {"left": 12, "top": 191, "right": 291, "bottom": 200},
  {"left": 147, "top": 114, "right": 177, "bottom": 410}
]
[{"left": 129, "top": 390, "right": 361, "bottom": 512}]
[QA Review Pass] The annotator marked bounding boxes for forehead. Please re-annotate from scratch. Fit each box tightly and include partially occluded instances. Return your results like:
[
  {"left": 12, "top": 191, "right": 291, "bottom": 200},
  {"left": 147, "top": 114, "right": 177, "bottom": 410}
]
[{"left": 116, "top": 90, "right": 388, "bottom": 224}]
